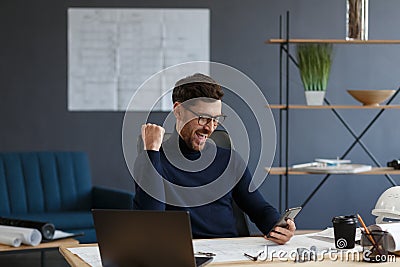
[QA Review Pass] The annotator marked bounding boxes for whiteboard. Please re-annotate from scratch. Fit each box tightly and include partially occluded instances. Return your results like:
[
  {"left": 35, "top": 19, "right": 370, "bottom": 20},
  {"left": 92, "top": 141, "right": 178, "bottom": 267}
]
[{"left": 68, "top": 8, "right": 210, "bottom": 111}]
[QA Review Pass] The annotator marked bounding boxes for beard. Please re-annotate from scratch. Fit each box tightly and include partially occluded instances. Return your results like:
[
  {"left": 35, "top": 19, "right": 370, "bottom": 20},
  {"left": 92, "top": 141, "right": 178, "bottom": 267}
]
[{"left": 180, "top": 125, "right": 211, "bottom": 151}]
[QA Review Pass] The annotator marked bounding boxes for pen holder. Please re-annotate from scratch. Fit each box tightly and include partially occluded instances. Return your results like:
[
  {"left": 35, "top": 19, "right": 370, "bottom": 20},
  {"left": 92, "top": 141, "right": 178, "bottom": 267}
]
[
  {"left": 332, "top": 215, "right": 358, "bottom": 249},
  {"left": 361, "top": 230, "right": 389, "bottom": 263}
]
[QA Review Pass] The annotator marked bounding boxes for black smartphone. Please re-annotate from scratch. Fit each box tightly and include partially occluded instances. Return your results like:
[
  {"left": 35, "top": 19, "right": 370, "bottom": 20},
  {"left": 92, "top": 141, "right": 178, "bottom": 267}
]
[{"left": 267, "top": 207, "right": 302, "bottom": 238}]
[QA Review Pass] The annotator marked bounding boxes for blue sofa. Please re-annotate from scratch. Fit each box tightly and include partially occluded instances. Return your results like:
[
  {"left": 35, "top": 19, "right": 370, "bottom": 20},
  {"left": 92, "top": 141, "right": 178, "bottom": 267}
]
[{"left": 0, "top": 152, "right": 134, "bottom": 243}]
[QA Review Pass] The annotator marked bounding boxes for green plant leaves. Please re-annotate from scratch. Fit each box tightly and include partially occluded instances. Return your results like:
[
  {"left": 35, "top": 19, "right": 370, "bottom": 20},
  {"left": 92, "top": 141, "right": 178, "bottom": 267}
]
[{"left": 296, "top": 43, "right": 333, "bottom": 91}]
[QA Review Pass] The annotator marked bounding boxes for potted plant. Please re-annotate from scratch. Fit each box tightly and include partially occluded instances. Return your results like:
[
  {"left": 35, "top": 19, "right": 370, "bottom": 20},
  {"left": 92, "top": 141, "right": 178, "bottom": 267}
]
[{"left": 296, "top": 43, "right": 333, "bottom": 105}]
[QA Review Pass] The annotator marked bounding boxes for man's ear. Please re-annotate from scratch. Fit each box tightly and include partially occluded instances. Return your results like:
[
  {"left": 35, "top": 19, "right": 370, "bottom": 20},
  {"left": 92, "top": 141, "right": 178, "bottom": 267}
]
[{"left": 173, "top": 102, "right": 181, "bottom": 119}]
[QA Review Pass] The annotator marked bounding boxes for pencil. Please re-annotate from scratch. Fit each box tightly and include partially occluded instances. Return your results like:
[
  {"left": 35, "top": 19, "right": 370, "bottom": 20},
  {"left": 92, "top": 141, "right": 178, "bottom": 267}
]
[{"left": 357, "top": 213, "right": 382, "bottom": 255}]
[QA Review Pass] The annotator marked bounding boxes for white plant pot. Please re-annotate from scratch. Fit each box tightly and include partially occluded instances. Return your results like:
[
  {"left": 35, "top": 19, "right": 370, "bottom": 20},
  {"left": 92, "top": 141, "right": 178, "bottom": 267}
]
[{"left": 305, "top": 91, "right": 326, "bottom": 105}]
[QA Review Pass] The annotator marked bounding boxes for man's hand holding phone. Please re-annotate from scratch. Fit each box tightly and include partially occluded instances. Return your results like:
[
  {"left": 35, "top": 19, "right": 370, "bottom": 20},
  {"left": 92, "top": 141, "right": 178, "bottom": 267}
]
[
  {"left": 265, "top": 219, "right": 296, "bottom": 245},
  {"left": 265, "top": 207, "right": 301, "bottom": 245}
]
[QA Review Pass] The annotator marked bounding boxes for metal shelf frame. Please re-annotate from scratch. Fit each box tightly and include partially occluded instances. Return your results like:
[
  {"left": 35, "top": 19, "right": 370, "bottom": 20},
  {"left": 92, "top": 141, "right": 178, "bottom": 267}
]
[{"left": 271, "top": 11, "right": 400, "bottom": 213}]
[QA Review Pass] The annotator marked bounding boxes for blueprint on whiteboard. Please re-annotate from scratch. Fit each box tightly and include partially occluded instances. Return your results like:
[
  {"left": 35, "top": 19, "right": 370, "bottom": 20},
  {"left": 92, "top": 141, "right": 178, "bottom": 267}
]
[{"left": 68, "top": 8, "right": 210, "bottom": 111}]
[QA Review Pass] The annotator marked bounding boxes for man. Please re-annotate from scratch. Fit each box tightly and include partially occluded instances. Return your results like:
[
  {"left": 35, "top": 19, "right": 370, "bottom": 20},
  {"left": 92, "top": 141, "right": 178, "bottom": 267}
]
[{"left": 133, "top": 73, "right": 295, "bottom": 244}]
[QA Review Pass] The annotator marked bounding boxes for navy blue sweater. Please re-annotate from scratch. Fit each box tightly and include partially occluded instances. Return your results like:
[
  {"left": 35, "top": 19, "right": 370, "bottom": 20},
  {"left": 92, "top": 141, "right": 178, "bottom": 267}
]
[{"left": 133, "top": 131, "right": 280, "bottom": 238}]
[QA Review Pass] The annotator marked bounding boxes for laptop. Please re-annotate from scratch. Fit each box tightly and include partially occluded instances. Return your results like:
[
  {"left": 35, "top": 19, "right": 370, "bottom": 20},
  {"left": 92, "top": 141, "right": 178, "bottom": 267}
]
[{"left": 92, "top": 209, "right": 213, "bottom": 267}]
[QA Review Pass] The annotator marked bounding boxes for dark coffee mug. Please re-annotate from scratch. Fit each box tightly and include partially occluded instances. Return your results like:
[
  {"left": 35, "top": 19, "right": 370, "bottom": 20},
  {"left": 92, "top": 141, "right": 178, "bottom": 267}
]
[{"left": 332, "top": 215, "right": 358, "bottom": 249}]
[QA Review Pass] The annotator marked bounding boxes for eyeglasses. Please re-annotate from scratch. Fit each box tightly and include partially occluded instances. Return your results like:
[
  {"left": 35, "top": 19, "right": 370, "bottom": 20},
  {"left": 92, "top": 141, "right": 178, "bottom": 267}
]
[{"left": 183, "top": 105, "right": 226, "bottom": 126}]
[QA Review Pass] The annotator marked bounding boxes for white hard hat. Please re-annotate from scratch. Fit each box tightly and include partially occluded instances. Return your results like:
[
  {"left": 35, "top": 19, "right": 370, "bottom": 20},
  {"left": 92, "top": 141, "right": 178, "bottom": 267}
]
[{"left": 371, "top": 186, "right": 400, "bottom": 224}]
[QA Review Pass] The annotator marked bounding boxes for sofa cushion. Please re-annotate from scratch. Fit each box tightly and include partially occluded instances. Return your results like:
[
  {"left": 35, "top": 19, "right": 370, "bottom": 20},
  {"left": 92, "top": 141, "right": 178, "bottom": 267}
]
[
  {"left": 0, "top": 151, "right": 134, "bottom": 244},
  {"left": 0, "top": 152, "right": 92, "bottom": 215}
]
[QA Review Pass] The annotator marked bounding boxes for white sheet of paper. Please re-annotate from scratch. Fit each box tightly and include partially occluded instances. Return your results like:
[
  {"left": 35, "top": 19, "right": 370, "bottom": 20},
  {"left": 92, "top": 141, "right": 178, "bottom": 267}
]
[
  {"left": 67, "top": 246, "right": 102, "bottom": 267},
  {"left": 52, "top": 230, "right": 76, "bottom": 239}
]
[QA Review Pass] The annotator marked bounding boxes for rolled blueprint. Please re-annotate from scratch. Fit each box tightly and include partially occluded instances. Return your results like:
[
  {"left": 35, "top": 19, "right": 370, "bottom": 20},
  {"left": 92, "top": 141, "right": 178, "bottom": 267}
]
[
  {"left": 0, "top": 217, "right": 55, "bottom": 240},
  {"left": 0, "top": 232, "right": 22, "bottom": 247},
  {"left": 0, "top": 225, "right": 42, "bottom": 246}
]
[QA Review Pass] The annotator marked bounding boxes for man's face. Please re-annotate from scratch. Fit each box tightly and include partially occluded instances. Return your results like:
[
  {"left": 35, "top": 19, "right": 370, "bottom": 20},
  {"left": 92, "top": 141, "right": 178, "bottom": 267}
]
[{"left": 176, "top": 100, "right": 222, "bottom": 151}]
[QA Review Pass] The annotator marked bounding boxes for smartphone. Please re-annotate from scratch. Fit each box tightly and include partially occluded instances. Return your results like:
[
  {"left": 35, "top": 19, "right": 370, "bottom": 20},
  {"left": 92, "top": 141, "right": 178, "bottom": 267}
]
[{"left": 267, "top": 207, "right": 302, "bottom": 237}]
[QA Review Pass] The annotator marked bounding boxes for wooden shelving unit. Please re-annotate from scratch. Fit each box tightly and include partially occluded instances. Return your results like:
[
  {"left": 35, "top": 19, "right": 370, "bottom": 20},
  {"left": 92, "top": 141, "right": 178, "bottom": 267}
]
[
  {"left": 267, "top": 39, "right": 400, "bottom": 44},
  {"left": 268, "top": 167, "right": 400, "bottom": 176},
  {"left": 267, "top": 105, "right": 400, "bottom": 109},
  {"left": 267, "top": 12, "right": 400, "bottom": 212}
]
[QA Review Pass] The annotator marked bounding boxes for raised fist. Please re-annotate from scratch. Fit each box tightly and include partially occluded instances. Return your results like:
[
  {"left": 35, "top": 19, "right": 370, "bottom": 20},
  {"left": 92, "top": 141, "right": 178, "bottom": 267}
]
[{"left": 141, "top": 124, "right": 165, "bottom": 151}]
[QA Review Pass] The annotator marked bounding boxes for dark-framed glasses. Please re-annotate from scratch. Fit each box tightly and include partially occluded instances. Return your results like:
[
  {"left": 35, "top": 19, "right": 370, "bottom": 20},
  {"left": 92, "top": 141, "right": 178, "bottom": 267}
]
[{"left": 183, "top": 105, "right": 226, "bottom": 126}]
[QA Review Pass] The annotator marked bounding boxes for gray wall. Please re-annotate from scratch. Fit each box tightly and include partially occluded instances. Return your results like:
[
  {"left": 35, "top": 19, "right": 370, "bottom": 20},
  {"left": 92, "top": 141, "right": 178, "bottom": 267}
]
[{"left": 1, "top": 0, "right": 400, "bottom": 229}]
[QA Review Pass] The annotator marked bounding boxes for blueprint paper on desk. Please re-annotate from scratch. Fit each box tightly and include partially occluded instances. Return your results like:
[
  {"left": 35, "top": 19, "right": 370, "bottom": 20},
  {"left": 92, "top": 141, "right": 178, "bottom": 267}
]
[
  {"left": 309, "top": 227, "right": 362, "bottom": 241},
  {"left": 67, "top": 233, "right": 363, "bottom": 265},
  {"left": 193, "top": 235, "right": 361, "bottom": 263},
  {"left": 193, "top": 237, "right": 273, "bottom": 263},
  {"left": 67, "top": 246, "right": 102, "bottom": 267}
]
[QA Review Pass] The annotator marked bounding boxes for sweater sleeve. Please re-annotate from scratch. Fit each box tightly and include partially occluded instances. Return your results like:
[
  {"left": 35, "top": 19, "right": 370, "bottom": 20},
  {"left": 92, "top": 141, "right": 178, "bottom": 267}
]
[
  {"left": 133, "top": 150, "right": 166, "bottom": 210},
  {"left": 232, "top": 153, "right": 280, "bottom": 235}
]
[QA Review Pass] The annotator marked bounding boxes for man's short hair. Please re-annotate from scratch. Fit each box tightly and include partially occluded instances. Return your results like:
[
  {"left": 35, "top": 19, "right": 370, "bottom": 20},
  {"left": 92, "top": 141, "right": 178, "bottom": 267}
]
[{"left": 172, "top": 73, "right": 224, "bottom": 104}]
